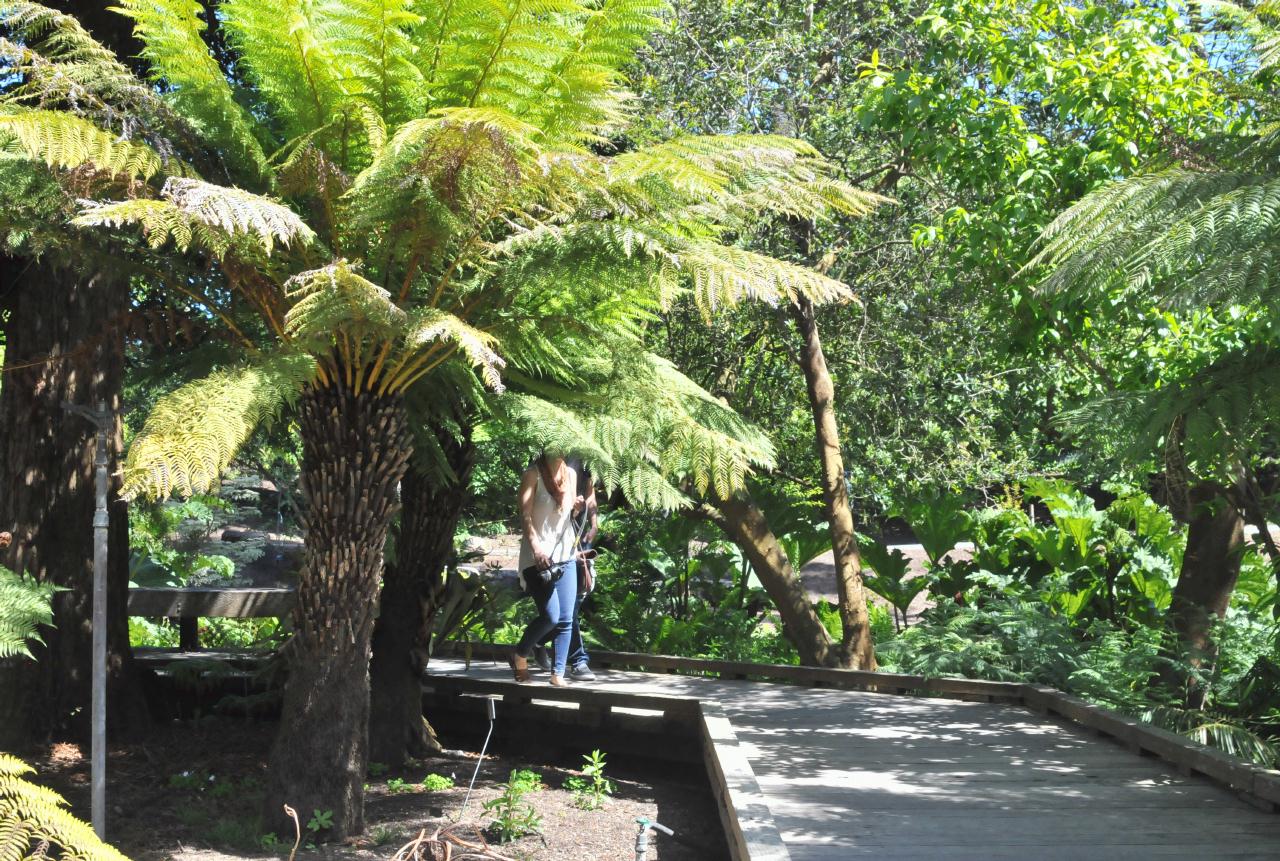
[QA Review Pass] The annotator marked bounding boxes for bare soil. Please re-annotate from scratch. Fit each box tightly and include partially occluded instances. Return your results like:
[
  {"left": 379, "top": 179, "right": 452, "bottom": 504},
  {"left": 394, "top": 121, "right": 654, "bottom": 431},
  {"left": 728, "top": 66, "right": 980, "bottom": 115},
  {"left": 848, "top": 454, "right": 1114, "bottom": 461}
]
[{"left": 30, "top": 720, "right": 726, "bottom": 861}]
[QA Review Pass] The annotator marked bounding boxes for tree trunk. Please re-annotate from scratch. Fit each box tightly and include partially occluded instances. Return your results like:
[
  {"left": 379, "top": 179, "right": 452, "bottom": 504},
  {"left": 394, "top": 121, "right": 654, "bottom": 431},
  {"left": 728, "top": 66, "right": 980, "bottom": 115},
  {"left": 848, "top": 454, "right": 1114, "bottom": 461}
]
[
  {"left": 789, "top": 294, "right": 876, "bottom": 669},
  {"left": 1162, "top": 480, "right": 1246, "bottom": 708},
  {"left": 265, "top": 379, "right": 411, "bottom": 840},
  {"left": 703, "top": 493, "right": 840, "bottom": 667},
  {"left": 0, "top": 258, "right": 145, "bottom": 748},
  {"left": 368, "top": 425, "right": 475, "bottom": 769}
]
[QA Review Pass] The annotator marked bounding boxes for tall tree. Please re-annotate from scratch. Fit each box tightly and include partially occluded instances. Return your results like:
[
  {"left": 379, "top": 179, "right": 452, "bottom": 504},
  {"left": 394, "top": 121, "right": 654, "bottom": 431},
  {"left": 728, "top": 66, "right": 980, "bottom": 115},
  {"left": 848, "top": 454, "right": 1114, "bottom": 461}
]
[
  {"left": 0, "top": 0, "right": 878, "bottom": 836},
  {"left": 0, "top": 0, "right": 154, "bottom": 746}
]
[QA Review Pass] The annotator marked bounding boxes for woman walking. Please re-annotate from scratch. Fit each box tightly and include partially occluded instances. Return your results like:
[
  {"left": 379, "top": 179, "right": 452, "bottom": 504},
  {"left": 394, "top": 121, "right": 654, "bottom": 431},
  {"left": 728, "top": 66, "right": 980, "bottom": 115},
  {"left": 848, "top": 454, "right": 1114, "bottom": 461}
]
[{"left": 510, "top": 453, "right": 580, "bottom": 686}]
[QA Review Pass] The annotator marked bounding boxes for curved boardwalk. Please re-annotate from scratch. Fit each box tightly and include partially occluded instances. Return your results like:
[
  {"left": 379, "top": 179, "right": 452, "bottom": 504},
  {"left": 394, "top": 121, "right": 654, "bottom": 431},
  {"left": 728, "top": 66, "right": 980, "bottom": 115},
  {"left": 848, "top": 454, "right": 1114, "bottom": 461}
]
[{"left": 427, "top": 658, "right": 1280, "bottom": 860}]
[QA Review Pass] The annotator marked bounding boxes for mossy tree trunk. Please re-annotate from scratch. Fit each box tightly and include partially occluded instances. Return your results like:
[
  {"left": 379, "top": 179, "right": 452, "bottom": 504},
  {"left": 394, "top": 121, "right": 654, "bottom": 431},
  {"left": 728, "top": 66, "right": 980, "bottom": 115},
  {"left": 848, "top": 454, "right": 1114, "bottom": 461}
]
[
  {"left": 0, "top": 258, "right": 145, "bottom": 748},
  {"left": 264, "top": 377, "right": 411, "bottom": 840},
  {"left": 368, "top": 421, "right": 475, "bottom": 769}
]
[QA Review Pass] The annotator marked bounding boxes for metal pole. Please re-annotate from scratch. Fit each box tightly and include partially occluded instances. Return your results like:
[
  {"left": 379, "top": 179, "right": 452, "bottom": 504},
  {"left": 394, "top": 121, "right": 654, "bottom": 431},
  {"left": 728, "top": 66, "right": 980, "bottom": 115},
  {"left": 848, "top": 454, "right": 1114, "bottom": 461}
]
[
  {"left": 65, "top": 400, "right": 112, "bottom": 840},
  {"left": 90, "top": 400, "right": 109, "bottom": 840}
]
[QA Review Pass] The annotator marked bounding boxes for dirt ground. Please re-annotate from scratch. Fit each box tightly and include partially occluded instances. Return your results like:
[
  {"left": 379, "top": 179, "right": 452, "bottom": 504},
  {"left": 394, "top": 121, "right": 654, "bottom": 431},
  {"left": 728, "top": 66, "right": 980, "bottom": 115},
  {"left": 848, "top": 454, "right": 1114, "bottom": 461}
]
[{"left": 30, "top": 720, "right": 727, "bottom": 861}]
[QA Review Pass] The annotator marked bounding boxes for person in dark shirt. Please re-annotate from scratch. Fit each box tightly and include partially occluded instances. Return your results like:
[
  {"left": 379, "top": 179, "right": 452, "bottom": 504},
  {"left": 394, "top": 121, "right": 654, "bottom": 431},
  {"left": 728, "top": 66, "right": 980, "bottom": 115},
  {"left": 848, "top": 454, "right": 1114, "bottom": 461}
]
[{"left": 533, "top": 456, "right": 597, "bottom": 680}]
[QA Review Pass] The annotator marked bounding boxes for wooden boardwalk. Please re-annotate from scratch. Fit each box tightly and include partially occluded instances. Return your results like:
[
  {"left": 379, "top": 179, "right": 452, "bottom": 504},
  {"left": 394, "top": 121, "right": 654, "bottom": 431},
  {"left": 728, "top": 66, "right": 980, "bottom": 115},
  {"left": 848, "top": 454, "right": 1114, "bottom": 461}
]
[{"left": 427, "top": 657, "right": 1280, "bottom": 860}]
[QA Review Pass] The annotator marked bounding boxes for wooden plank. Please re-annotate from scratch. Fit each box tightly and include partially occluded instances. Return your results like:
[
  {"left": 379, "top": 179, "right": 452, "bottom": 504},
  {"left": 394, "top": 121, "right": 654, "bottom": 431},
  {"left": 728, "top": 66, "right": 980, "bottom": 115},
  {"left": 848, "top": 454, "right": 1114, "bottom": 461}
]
[
  {"left": 422, "top": 672, "right": 701, "bottom": 721},
  {"left": 699, "top": 700, "right": 791, "bottom": 861},
  {"left": 127, "top": 586, "right": 295, "bottom": 617}
]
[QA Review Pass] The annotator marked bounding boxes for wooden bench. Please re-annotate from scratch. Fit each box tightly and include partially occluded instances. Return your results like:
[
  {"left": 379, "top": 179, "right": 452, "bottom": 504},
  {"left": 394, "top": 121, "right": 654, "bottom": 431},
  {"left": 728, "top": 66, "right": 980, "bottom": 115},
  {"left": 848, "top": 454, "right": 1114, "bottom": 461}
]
[{"left": 127, "top": 586, "right": 296, "bottom": 650}]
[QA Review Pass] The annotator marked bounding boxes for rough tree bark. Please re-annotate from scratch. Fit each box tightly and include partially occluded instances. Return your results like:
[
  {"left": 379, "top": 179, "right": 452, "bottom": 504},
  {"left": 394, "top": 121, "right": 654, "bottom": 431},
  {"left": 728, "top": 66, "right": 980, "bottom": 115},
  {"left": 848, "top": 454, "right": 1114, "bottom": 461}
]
[
  {"left": 701, "top": 493, "right": 840, "bottom": 667},
  {"left": 789, "top": 293, "right": 876, "bottom": 669},
  {"left": 0, "top": 258, "right": 146, "bottom": 747},
  {"left": 264, "top": 378, "right": 411, "bottom": 839},
  {"left": 368, "top": 424, "right": 475, "bottom": 769}
]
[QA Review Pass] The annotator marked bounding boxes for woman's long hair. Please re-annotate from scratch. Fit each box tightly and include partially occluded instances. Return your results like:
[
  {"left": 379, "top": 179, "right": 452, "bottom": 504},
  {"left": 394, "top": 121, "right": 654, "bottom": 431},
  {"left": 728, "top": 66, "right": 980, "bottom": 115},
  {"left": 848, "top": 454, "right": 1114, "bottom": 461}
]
[{"left": 535, "top": 452, "right": 568, "bottom": 510}]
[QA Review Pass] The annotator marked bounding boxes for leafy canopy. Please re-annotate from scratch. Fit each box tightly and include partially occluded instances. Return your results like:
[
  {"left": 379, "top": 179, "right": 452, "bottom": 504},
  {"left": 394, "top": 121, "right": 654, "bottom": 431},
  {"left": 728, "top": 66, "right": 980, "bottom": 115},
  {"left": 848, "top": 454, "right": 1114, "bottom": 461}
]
[{"left": 0, "top": 0, "right": 882, "bottom": 500}]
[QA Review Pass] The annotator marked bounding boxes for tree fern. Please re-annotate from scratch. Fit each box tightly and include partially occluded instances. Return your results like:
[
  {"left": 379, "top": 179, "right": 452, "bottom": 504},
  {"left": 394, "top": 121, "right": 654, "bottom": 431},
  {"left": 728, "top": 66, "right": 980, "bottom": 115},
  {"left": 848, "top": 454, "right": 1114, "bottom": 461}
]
[{"left": 0, "top": 108, "right": 168, "bottom": 179}]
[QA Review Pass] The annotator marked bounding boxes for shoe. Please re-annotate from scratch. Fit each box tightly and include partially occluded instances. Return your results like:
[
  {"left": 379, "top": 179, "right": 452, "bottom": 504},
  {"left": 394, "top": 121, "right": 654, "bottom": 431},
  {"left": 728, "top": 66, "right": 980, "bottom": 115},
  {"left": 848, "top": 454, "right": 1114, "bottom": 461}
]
[
  {"left": 508, "top": 651, "right": 530, "bottom": 683},
  {"left": 569, "top": 664, "right": 595, "bottom": 681},
  {"left": 532, "top": 644, "right": 551, "bottom": 672},
  {"left": 549, "top": 674, "right": 570, "bottom": 687}
]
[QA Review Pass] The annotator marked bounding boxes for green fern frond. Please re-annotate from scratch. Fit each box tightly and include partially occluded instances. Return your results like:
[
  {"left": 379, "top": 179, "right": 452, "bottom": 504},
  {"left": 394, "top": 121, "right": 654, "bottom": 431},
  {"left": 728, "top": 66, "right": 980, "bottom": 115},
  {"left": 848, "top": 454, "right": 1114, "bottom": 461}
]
[
  {"left": 222, "top": 0, "right": 342, "bottom": 140},
  {"left": 123, "top": 354, "right": 317, "bottom": 499},
  {"left": 318, "top": 0, "right": 424, "bottom": 125},
  {"left": 403, "top": 307, "right": 507, "bottom": 392},
  {"left": 284, "top": 260, "right": 408, "bottom": 345},
  {"left": 0, "top": 753, "right": 133, "bottom": 861},
  {"left": 72, "top": 198, "right": 229, "bottom": 256},
  {"left": 678, "top": 241, "right": 855, "bottom": 310},
  {"left": 0, "top": 567, "right": 55, "bottom": 660},
  {"left": 161, "top": 177, "right": 313, "bottom": 252},
  {"left": 111, "top": 0, "right": 269, "bottom": 182},
  {"left": 0, "top": 108, "right": 165, "bottom": 179}
]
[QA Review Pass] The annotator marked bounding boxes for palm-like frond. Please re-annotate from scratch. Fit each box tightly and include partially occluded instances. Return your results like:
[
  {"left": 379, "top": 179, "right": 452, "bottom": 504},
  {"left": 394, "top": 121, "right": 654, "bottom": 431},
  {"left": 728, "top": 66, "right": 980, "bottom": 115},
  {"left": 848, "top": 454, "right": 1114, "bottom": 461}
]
[
  {"left": 285, "top": 260, "right": 408, "bottom": 345},
  {"left": 123, "top": 354, "right": 317, "bottom": 499}
]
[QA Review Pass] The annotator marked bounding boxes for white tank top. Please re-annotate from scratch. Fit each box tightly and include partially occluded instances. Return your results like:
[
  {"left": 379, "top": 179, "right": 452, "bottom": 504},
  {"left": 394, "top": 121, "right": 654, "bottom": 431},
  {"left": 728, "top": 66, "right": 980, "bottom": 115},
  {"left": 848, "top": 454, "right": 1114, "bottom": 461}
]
[{"left": 518, "top": 467, "right": 577, "bottom": 573}]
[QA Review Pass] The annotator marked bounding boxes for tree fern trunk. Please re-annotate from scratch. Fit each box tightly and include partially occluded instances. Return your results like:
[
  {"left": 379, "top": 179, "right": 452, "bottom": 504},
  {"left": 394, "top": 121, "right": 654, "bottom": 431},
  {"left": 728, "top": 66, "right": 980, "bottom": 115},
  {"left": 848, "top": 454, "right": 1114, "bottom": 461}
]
[
  {"left": 368, "top": 425, "right": 474, "bottom": 769},
  {"left": 265, "top": 379, "right": 410, "bottom": 840},
  {"left": 790, "top": 293, "right": 877, "bottom": 670},
  {"left": 703, "top": 492, "right": 840, "bottom": 667},
  {"left": 1162, "top": 480, "right": 1246, "bottom": 709},
  {"left": 0, "top": 258, "right": 146, "bottom": 747}
]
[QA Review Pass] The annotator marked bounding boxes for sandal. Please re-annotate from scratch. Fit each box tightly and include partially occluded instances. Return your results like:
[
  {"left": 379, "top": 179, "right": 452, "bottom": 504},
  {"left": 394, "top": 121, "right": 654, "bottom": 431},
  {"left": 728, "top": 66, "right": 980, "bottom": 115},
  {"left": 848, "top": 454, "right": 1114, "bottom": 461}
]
[{"left": 508, "top": 651, "right": 531, "bottom": 683}]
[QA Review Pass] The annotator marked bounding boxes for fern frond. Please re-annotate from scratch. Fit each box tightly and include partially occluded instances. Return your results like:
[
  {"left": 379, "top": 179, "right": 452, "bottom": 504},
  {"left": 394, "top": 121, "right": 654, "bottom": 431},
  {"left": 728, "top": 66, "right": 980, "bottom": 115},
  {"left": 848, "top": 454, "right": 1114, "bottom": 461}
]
[
  {"left": 72, "top": 198, "right": 229, "bottom": 256},
  {"left": 285, "top": 260, "right": 408, "bottom": 346},
  {"left": 677, "top": 241, "right": 855, "bottom": 310},
  {"left": 403, "top": 307, "right": 507, "bottom": 392},
  {"left": 222, "top": 0, "right": 343, "bottom": 140},
  {"left": 317, "top": 0, "right": 424, "bottom": 125},
  {"left": 161, "top": 177, "right": 313, "bottom": 252},
  {"left": 111, "top": 0, "right": 269, "bottom": 182},
  {"left": 123, "top": 354, "right": 317, "bottom": 499},
  {"left": 537, "top": 0, "right": 664, "bottom": 139},
  {"left": 0, "top": 567, "right": 55, "bottom": 659},
  {"left": 0, "top": 108, "right": 164, "bottom": 179},
  {"left": 0, "top": 754, "right": 133, "bottom": 861}
]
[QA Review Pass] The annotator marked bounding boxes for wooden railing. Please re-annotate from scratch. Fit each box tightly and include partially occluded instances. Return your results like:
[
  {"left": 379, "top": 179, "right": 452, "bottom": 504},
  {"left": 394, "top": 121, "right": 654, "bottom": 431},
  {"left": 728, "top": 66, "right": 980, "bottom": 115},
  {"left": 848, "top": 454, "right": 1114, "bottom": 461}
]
[{"left": 127, "top": 586, "right": 294, "bottom": 649}]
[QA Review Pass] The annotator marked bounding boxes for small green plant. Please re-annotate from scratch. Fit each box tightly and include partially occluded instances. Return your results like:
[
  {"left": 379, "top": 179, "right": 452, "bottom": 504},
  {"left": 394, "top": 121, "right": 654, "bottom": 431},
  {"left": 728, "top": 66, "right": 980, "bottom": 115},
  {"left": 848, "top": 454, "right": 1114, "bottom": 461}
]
[
  {"left": 564, "top": 750, "right": 614, "bottom": 810},
  {"left": 306, "top": 808, "right": 333, "bottom": 837},
  {"left": 367, "top": 761, "right": 389, "bottom": 777},
  {"left": 421, "top": 773, "right": 455, "bottom": 791},
  {"left": 509, "top": 768, "right": 543, "bottom": 792},
  {"left": 386, "top": 777, "right": 415, "bottom": 794},
  {"left": 482, "top": 770, "right": 543, "bottom": 844},
  {"left": 259, "top": 832, "right": 283, "bottom": 851}
]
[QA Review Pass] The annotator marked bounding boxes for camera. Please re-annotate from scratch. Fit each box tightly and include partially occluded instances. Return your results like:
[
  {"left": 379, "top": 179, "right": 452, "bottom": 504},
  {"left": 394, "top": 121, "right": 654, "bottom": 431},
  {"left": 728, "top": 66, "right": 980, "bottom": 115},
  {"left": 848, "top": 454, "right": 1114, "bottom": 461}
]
[{"left": 521, "top": 562, "right": 563, "bottom": 589}]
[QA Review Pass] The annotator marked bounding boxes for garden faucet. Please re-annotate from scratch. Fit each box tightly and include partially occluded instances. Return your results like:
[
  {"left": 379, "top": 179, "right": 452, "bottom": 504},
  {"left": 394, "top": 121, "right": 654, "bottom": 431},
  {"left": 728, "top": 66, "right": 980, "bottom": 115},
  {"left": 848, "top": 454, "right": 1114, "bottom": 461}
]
[{"left": 634, "top": 817, "right": 674, "bottom": 861}]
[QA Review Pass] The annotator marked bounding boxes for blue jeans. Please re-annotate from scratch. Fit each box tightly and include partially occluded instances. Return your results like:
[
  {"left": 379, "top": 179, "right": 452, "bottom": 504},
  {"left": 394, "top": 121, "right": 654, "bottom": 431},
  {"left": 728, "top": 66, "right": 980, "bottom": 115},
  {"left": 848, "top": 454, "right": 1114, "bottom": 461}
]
[
  {"left": 516, "top": 559, "right": 577, "bottom": 676},
  {"left": 541, "top": 589, "right": 589, "bottom": 668}
]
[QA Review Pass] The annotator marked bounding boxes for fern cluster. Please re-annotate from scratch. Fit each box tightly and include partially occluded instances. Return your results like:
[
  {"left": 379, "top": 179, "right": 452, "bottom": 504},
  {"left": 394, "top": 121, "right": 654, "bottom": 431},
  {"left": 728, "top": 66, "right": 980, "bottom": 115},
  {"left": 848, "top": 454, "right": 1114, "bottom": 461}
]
[{"left": 0, "top": 754, "right": 132, "bottom": 861}]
